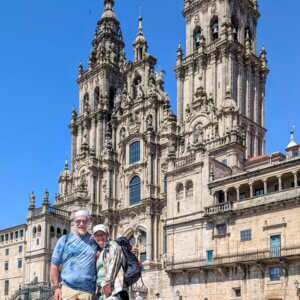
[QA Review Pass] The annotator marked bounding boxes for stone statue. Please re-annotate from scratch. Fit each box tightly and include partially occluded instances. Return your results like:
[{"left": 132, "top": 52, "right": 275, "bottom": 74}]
[{"left": 193, "top": 123, "right": 203, "bottom": 144}]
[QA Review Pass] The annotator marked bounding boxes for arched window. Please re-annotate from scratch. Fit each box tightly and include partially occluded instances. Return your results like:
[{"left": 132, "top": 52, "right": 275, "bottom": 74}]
[
  {"left": 231, "top": 16, "right": 239, "bottom": 41},
  {"left": 33, "top": 227, "right": 37, "bottom": 238},
  {"left": 193, "top": 26, "right": 202, "bottom": 48},
  {"left": 37, "top": 225, "right": 41, "bottom": 237},
  {"left": 109, "top": 87, "right": 116, "bottom": 111},
  {"left": 186, "top": 181, "right": 194, "bottom": 197},
  {"left": 210, "top": 17, "right": 219, "bottom": 41},
  {"left": 63, "top": 229, "right": 68, "bottom": 235},
  {"left": 176, "top": 183, "right": 184, "bottom": 200},
  {"left": 56, "top": 228, "right": 61, "bottom": 239},
  {"left": 129, "top": 141, "right": 140, "bottom": 164},
  {"left": 94, "top": 87, "right": 100, "bottom": 108},
  {"left": 138, "top": 230, "right": 147, "bottom": 244},
  {"left": 129, "top": 176, "right": 141, "bottom": 205},
  {"left": 128, "top": 235, "right": 136, "bottom": 246},
  {"left": 50, "top": 226, "right": 55, "bottom": 238}
]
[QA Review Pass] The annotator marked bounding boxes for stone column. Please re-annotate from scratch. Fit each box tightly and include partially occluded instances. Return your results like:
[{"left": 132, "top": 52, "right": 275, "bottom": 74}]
[
  {"left": 176, "top": 74, "right": 184, "bottom": 124},
  {"left": 250, "top": 184, "right": 253, "bottom": 198},
  {"left": 146, "top": 210, "right": 153, "bottom": 262},
  {"left": 236, "top": 187, "right": 240, "bottom": 201},
  {"left": 263, "top": 180, "right": 267, "bottom": 195},
  {"left": 278, "top": 177, "right": 282, "bottom": 191},
  {"left": 294, "top": 173, "right": 298, "bottom": 188},
  {"left": 224, "top": 190, "right": 228, "bottom": 202},
  {"left": 90, "top": 117, "right": 96, "bottom": 150}
]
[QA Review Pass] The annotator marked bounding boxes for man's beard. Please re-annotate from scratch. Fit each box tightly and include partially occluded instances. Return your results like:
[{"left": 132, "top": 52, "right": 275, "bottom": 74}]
[{"left": 76, "top": 227, "right": 87, "bottom": 236}]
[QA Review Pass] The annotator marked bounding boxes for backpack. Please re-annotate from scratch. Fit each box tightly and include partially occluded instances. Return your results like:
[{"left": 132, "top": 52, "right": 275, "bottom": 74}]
[{"left": 115, "top": 237, "right": 142, "bottom": 287}]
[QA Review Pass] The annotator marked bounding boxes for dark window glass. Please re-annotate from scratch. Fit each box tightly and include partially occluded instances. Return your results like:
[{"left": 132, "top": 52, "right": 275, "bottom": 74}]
[
  {"left": 129, "top": 141, "right": 140, "bottom": 164},
  {"left": 292, "top": 149, "right": 299, "bottom": 157},
  {"left": 5, "top": 249, "right": 9, "bottom": 256},
  {"left": 269, "top": 267, "right": 281, "bottom": 281},
  {"left": 20, "top": 230, "right": 24, "bottom": 238},
  {"left": 4, "top": 262, "right": 9, "bottom": 271},
  {"left": 18, "top": 245, "right": 23, "bottom": 253},
  {"left": 255, "top": 188, "right": 264, "bottom": 196},
  {"left": 239, "top": 192, "right": 246, "bottom": 200},
  {"left": 207, "top": 250, "right": 214, "bottom": 264},
  {"left": 129, "top": 176, "right": 141, "bottom": 205},
  {"left": 4, "top": 280, "right": 9, "bottom": 295},
  {"left": 216, "top": 224, "right": 227, "bottom": 235},
  {"left": 241, "top": 229, "right": 251, "bottom": 241},
  {"left": 18, "top": 259, "right": 22, "bottom": 269}
]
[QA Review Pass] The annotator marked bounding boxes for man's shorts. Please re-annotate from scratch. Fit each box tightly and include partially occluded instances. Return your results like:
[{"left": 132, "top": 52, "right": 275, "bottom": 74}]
[{"left": 62, "top": 285, "right": 94, "bottom": 300}]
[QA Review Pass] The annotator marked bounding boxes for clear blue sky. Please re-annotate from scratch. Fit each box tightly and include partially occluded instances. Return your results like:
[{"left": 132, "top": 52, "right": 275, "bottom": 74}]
[{"left": 0, "top": 0, "right": 299, "bottom": 229}]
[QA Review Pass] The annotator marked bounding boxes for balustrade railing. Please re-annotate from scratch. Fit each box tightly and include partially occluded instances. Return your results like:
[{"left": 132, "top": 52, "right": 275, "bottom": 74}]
[
  {"left": 175, "top": 154, "right": 196, "bottom": 168},
  {"left": 204, "top": 201, "right": 233, "bottom": 215},
  {"left": 166, "top": 244, "right": 300, "bottom": 271}
]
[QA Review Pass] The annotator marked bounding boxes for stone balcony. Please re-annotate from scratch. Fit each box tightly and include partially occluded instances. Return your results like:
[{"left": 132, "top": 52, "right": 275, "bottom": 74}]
[
  {"left": 205, "top": 186, "right": 300, "bottom": 216},
  {"left": 166, "top": 244, "right": 300, "bottom": 273},
  {"left": 31, "top": 206, "right": 70, "bottom": 218}
]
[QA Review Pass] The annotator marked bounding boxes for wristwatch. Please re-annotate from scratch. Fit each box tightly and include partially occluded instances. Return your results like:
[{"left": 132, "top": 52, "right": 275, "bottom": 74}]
[{"left": 53, "top": 284, "right": 62, "bottom": 289}]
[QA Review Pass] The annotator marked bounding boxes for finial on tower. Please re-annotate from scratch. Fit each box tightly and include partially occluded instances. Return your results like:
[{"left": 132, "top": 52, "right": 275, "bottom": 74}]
[
  {"left": 64, "top": 155, "right": 69, "bottom": 170},
  {"left": 29, "top": 191, "right": 36, "bottom": 210},
  {"left": 287, "top": 126, "right": 297, "bottom": 148},
  {"left": 104, "top": 0, "right": 114, "bottom": 11},
  {"left": 42, "top": 189, "right": 50, "bottom": 207}
]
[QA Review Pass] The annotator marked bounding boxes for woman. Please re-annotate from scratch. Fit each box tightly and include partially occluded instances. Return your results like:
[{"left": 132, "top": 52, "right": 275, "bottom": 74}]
[{"left": 93, "top": 224, "right": 129, "bottom": 300}]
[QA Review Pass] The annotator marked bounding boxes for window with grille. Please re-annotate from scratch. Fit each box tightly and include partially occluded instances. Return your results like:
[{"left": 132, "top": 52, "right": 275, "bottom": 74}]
[
  {"left": 240, "top": 229, "right": 251, "bottom": 241},
  {"left": 129, "top": 141, "right": 140, "bottom": 164},
  {"left": 269, "top": 267, "right": 281, "bottom": 281},
  {"left": 129, "top": 176, "right": 141, "bottom": 205}
]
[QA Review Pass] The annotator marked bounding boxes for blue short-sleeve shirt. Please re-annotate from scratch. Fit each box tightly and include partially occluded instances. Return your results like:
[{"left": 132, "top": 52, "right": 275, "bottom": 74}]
[{"left": 51, "top": 232, "right": 98, "bottom": 292}]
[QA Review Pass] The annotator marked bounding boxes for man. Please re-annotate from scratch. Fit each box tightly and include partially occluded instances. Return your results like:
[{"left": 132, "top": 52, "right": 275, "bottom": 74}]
[
  {"left": 50, "top": 210, "right": 98, "bottom": 300},
  {"left": 93, "top": 224, "right": 129, "bottom": 300},
  {"left": 135, "top": 292, "right": 144, "bottom": 300},
  {"left": 155, "top": 292, "right": 162, "bottom": 300}
]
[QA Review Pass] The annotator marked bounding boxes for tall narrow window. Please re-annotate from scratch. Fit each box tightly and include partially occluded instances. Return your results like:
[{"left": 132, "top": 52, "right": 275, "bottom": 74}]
[
  {"left": 193, "top": 26, "right": 202, "bottom": 49},
  {"left": 4, "top": 280, "right": 9, "bottom": 296},
  {"left": 50, "top": 226, "right": 55, "bottom": 238},
  {"left": 129, "top": 176, "right": 141, "bottom": 205},
  {"left": 207, "top": 250, "right": 214, "bottom": 264},
  {"left": 94, "top": 86, "right": 100, "bottom": 108},
  {"left": 129, "top": 141, "right": 140, "bottom": 164},
  {"left": 18, "top": 259, "right": 22, "bottom": 269},
  {"left": 270, "top": 235, "right": 281, "bottom": 257},
  {"left": 210, "top": 17, "right": 219, "bottom": 41}
]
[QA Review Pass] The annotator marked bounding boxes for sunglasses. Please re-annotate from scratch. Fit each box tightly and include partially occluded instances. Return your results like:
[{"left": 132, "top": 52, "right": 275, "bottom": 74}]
[{"left": 75, "top": 219, "right": 88, "bottom": 225}]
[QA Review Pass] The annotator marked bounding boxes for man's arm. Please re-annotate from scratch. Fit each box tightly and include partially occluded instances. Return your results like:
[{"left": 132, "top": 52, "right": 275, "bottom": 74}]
[
  {"left": 50, "top": 264, "right": 62, "bottom": 300},
  {"left": 50, "top": 264, "right": 60, "bottom": 286}
]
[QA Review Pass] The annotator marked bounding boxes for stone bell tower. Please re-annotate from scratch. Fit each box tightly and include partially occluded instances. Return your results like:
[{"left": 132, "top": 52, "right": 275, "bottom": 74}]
[{"left": 175, "top": 0, "right": 269, "bottom": 163}]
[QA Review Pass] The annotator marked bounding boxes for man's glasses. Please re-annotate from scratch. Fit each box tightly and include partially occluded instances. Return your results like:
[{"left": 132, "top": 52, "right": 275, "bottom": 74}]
[{"left": 75, "top": 219, "right": 88, "bottom": 225}]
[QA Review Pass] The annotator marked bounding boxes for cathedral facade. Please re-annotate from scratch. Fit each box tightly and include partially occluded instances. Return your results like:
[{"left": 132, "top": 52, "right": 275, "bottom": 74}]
[{"left": 1, "top": 0, "right": 300, "bottom": 299}]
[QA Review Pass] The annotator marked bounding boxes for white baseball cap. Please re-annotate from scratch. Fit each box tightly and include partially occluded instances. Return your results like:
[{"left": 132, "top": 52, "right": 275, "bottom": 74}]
[
  {"left": 93, "top": 224, "right": 109, "bottom": 235},
  {"left": 73, "top": 210, "right": 90, "bottom": 219}
]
